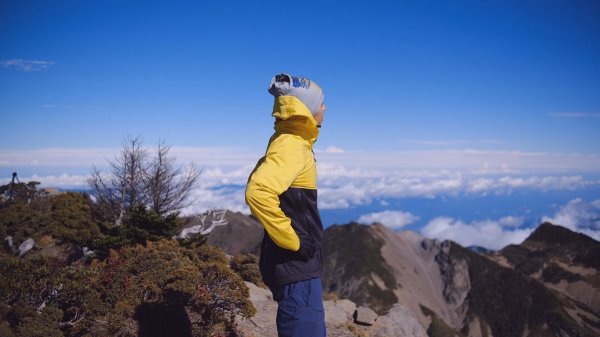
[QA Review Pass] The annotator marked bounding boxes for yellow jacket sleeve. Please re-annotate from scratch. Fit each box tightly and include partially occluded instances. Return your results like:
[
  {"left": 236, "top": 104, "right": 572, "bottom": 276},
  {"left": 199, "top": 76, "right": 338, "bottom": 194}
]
[{"left": 245, "top": 135, "right": 307, "bottom": 251}]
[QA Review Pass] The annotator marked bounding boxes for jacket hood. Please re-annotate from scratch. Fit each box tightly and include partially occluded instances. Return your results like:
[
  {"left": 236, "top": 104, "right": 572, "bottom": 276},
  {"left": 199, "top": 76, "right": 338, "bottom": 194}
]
[{"left": 272, "top": 96, "right": 319, "bottom": 145}]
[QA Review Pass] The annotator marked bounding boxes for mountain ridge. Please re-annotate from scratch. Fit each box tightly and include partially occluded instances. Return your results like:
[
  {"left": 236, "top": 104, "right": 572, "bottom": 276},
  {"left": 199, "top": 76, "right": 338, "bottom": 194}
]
[{"left": 209, "top": 213, "right": 600, "bottom": 337}]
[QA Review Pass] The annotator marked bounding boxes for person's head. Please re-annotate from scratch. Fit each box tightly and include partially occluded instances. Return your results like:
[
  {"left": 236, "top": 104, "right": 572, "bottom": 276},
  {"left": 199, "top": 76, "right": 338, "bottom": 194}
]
[{"left": 268, "top": 73, "right": 325, "bottom": 125}]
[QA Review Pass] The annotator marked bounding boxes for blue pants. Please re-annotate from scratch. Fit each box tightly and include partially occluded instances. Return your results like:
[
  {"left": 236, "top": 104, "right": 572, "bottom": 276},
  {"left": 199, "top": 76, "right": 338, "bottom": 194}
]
[{"left": 271, "top": 277, "right": 326, "bottom": 337}]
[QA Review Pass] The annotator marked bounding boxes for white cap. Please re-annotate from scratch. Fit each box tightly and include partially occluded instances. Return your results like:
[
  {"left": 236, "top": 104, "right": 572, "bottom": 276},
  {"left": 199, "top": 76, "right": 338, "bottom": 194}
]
[{"left": 268, "top": 73, "right": 324, "bottom": 115}]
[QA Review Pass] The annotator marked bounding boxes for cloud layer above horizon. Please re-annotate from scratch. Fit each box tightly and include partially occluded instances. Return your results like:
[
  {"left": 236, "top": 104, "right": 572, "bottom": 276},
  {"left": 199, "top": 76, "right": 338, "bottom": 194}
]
[
  {"left": 2, "top": 146, "right": 600, "bottom": 209},
  {"left": 3, "top": 147, "right": 599, "bottom": 210},
  {"left": 2, "top": 146, "right": 599, "bottom": 249},
  {"left": 358, "top": 198, "right": 600, "bottom": 250}
]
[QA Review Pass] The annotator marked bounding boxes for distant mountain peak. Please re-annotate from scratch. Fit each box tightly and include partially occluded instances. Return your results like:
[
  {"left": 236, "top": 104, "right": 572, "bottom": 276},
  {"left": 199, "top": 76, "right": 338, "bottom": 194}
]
[{"left": 525, "top": 222, "right": 597, "bottom": 246}]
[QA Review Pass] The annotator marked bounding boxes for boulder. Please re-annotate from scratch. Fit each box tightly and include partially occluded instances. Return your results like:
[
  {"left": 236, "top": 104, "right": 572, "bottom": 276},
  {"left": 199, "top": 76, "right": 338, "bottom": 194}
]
[
  {"left": 371, "top": 303, "right": 428, "bottom": 337},
  {"left": 324, "top": 300, "right": 350, "bottom": 325},
  {"left": 236, "top": 281, "right": 427, "bottom": 337},
  {"left": 234, "top": 282, "right": 278, "bottom": 337},
  {"left": 18, "top": 238, "right": 35, "bottom": 257},
  {"left": 354, "top": 306, "right": 378, "bottom": 326},
  {"left": 336, "top": 299, "right": 357, "bottom": 318}
]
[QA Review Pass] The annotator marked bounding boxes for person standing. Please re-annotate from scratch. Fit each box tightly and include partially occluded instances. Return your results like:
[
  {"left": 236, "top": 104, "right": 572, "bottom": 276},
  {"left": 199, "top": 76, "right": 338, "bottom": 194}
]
[{"left": 245, "top": 73, "right": 327, "bottom": 337}]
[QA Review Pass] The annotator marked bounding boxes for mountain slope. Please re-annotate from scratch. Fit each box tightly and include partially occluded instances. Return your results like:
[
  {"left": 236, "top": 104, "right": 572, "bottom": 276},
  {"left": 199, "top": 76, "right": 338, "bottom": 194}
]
[
  {"left": 187, "top": 211, "right": 263, "bottom": 256},
  {"left": 322, "top": 222, "right": 600, "bottom": 337},
  {"left": 202, "top": 213, "right": 600, "bottom": 337},
  {"left": 322, "top": 223, "right": 399, "bottom": 314},
  {"left": 491, "top": 222, "right": 600, "bottom": 333}
]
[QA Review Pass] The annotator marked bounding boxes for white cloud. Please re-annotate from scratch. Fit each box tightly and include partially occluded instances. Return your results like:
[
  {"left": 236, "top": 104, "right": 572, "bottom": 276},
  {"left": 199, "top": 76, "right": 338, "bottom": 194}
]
[
  {"left": 179, "top": 164, "right": 254, "bottom": 214},
  {"left": 317, "top": 170, "right": 598, "bottom": 209},
  {"left": 6, "top": 167, "right": 599, "bottom": 213},
  {"left": 498, "top": 216, "right": 525, "bottom": 227},
  {"left": 3, "top": 147, "right": 600, "bottom": 175},
  {"left": 541, "top": 199, "right": 600, "bottom": 241},
  {"left": 316, "top": 149, "right": 600, "bottom": 173},
  {"left": 1, "top": 59, "right": 55, "bottom": 72},
  {"left": 2, "top": 147, "right": 600, "bottom": 214},
  {"left": 467, "top": 176, "right": 594, "bottom": 194},
  {"left": 316, "top": 146, "right": 345, "bottom": 153},
  {"left": 183, "top": 185, "right": 248, "bottom": 215},
  {"left": 358, "top": 210, "right": 420, "bottom": 229},
  {"left": 0, "top": 169, "right": 250, "bottom": 216},
  {"left": 421, "top": 199, "right": 600, "bottom": 250},
  {"left": 4, "top": 169, "right": 600, "bottom": 247},
  {"left": 421, "top": 217, "right": 535, "bottom": 250},
  {"left": 0, "top": 173, "right": 90, "bottom": 188}
]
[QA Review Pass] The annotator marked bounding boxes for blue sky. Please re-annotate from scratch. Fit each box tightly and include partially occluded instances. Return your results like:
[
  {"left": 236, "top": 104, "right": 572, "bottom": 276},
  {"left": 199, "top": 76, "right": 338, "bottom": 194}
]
[{"left": 1, "top": 0, "right": 600, "bottom": 249}]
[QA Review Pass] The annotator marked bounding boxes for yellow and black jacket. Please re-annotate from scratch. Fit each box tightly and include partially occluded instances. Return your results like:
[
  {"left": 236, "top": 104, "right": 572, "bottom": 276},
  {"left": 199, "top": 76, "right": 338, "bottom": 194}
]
[{"left": 245, "top": 96, "right": 324, "bottom": 288}]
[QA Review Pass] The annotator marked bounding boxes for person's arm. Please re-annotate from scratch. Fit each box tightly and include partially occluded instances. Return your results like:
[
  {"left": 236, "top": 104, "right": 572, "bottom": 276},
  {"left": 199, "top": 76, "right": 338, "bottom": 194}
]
[{"left": 245, "top": 135, "right": 306, "bottom": 252}]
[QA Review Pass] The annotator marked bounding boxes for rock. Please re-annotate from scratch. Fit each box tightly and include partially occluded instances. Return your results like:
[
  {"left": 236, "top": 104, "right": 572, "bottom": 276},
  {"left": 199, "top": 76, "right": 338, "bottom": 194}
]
[
  {"left": 245, "top": 281, "right": 273, "bottom": 302},
  {"left": 235, "top": 282, "right": 278, "bottom": 337},
  {"left": 324, "top": 300, "right": 350, "bottom": 325},
  {"left": 33, "top": 242, "right": 82, "bottom": 264},
  {"left": 4, "top": 236, "right": 17, "bottom": 254},
  {"left": 236, "top": 281, "right": 426, "bottom": 337},
  {"left": 17, "top": 238, "right": 35, "bottom": 257},
  {"left": 336, "top": 299, "right": 357, "bottom": 318},
  {"left": 354, "top": 306, "right": 378, "bottom": 326},
  {"left": 371, "top": 303, "right": 428, "bottom": 337}
]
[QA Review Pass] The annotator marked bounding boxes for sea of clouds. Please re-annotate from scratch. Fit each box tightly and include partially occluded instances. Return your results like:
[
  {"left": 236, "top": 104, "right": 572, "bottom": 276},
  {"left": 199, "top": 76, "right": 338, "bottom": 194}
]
[{"left": 2, "top": 146, "right": 599, "bottom": 250}]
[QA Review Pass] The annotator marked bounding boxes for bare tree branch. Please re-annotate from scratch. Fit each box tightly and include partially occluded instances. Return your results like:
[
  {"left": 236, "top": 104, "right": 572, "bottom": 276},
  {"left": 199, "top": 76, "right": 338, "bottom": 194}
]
[
  {"left": 176, "top": 209, "right": 228, "bottom": 240},
  {"left": 144, "top": 139, "right": 201, "bottom": 215},
  {"left": 88, "top": 136, "right": 201, "bottom": 223}
]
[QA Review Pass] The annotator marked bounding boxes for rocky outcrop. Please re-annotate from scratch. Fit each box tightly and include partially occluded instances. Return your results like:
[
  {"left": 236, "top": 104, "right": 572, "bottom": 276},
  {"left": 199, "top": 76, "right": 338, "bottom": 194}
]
[
  {"left": 234, "top": 282, "right": 278, "bottom": 337},
  {"left": 371, "top": 304, "right": 428, "bottom": 337},
  {"left": 325, "top": 299, "right": 356, "bottom": 325},
  {"left": 234, "top": 281, "right": 427, "bottom": 337},
  {"left": 322, "top": 222, "right": 600, "bottom": 337},
  {"left": 373, "top": 225, "right": 471, "bottom": 330},
  {"left": 322, "top": 223, "right": 399, "bottom": 315}
]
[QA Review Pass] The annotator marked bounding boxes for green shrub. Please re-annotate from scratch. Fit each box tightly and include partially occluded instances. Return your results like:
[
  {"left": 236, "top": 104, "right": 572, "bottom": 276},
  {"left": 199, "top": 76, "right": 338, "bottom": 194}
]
[
  {"left": 230, "top": 253, "right": 265, "bottom": 288},
  {"left": 1, "top": 182, "right": 254, "bottom": 337},
  {"left": 1, "top": 239, "right": 255, "bottom": 337},
  {"left": 91, "top": 205, "right": 183, "bottom": 259},
  {"left": 0, "top": 251, "right": 106, "bottom": 337},
  {"left": 0, "top": 192, "right": 100, "bottom": 248},
  {"left": 90, "top": 240, "right": 255, "bottom": 337}
]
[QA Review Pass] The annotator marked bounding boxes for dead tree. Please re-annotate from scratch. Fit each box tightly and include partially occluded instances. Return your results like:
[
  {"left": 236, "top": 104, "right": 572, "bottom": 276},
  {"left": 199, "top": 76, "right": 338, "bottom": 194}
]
[
  {"left": 88, "top": 136, "right": 200, "bottom": 224},
  {"left": 144, "top": 140, "right": 201, "bottom": 216},
  {"left": 88, "top": 136, "right": 147, "bottom": 224}
]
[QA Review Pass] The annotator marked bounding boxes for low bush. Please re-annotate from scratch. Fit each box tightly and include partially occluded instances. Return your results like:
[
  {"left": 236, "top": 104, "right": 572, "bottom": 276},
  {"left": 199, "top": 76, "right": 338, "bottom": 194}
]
[
  {"left": 230, "top": 253, "right": 265, "bottom": 288},
  {"left": 1, "top": 240, "right": 255, "bottom": 337}
]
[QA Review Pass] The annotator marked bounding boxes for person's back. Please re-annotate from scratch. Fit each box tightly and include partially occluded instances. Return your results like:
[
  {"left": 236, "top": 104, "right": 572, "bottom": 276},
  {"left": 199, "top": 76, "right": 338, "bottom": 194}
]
[{"left": 245, "top": 73, "right": 327, "bottom": 337}]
